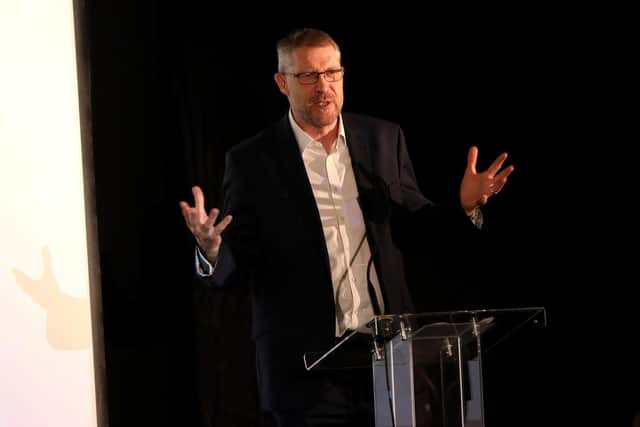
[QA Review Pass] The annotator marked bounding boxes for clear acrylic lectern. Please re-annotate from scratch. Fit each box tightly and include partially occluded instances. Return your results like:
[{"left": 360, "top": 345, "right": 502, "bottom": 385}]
[{"left": 304, "top": 307, "right": 546, "bottom": 427}]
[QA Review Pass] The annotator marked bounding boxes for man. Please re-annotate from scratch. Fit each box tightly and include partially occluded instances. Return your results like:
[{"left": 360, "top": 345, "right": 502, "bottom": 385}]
[{"left": 180, "top": 28, "right": 513, "bottom": 427}]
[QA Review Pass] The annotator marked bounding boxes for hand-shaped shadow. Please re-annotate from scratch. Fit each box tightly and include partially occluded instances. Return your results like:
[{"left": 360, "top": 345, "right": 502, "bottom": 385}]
[{"left": 12, "top": 247, "right": 91, "bottom": 350}]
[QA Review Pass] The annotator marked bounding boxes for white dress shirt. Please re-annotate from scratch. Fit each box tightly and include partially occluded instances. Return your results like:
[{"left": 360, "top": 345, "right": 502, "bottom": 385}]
[
  {"left": 196, "top": 112, "right": 387, "bottom": 337},
  {"left": 288, "top": 111, "right": 385, "bottom": 336}
]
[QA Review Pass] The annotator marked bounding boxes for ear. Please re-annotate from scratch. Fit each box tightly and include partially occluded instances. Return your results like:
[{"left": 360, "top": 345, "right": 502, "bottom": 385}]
[{"left": 274, "top": 72, "right": 289, "bottom": 96}]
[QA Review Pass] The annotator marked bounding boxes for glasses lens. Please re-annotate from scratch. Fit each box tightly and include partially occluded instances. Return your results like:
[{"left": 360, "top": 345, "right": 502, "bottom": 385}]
[
  {"left": 292, "top": 69, "right": 343, "bottom": 84},
  {"left": 325, "top": 69, "right": 342, "bottom": 82},
  {"left": 297, "top": 72, "right": 318, "bottom": 84}
]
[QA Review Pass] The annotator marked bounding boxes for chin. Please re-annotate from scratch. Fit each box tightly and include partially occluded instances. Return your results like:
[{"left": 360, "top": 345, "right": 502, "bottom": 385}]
[{"left": 312, "top": 111, "right": 338, "bottom": 126}]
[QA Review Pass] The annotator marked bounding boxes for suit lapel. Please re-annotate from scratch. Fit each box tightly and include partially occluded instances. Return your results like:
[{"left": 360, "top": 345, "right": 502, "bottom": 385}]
[
  {"left": 343, "top": 114, "right": 388, "bottom": 256},
  {"left": 273, "top": 113, "right": 373, "bottom": 205},
  {"left": 271, "top": 115, "right": 332, "bottom": 277},
  {"left": 272, "top": 116, "right": 317, "bottom": 212},
  {"left": 343, "top": 115, "right": 375, "bottom": 203}
]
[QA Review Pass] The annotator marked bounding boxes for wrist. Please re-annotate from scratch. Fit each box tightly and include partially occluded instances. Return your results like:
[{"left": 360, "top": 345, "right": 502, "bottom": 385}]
[
  {"left": 465, "top": 207, "right": 479, "bottom": 218},
  {"left": 197, "top": 243, "right": 218, "bottom": 263},
  {"left": 204, "top": 249, "right": 219, "bottom": 264},
  {"left": 465, "top": 207, "right": 483, "bottom": 226}
]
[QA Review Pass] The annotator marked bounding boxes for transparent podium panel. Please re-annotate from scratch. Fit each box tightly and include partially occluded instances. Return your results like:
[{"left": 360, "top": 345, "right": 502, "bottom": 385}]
[
  {"left": 303, "top": 328, "right": 374, "bottom": 371},
  {"left": 304, "top": 307, "right": 546, "bottom": 427}
]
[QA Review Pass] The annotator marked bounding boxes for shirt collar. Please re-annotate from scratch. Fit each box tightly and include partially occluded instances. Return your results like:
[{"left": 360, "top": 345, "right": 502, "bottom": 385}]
[{"left": 288, "top": 109, "right": 346, "bottom": 153}]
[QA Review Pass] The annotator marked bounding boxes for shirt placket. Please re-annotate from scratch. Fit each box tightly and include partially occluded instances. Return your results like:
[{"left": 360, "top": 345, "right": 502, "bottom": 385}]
[{"left": 326, "top": 147, "right": 360, "bottom": 330}]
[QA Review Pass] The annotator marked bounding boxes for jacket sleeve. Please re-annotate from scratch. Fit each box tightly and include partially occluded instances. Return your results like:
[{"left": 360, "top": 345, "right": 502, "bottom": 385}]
[
  {"left": 200, "top": 149, "right": 258, "bottom": 288},
  {"left": 390, "top": 128, "right": 483, "bottom": 251}
]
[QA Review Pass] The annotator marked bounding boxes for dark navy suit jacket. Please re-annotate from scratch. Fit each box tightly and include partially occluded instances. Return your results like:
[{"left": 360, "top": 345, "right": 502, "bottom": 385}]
[{"left": 203, "top": 112, "right": 478, "bottom": 410}]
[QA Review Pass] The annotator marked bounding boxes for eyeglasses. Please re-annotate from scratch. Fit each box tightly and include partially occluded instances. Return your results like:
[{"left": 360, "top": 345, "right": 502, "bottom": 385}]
[{"left": 283, "top": 68, "right": 344, "bottom": 85}]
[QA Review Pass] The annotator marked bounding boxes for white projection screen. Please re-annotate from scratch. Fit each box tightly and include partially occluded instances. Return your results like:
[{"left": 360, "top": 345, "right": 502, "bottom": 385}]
[{"left": 0, "top": 0, "right": 104, "bottom": 426}]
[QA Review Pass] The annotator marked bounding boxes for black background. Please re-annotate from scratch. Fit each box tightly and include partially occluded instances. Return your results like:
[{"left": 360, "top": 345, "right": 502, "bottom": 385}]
[{"left": 84, "top": 2, "right": 635, "bottom": 426}]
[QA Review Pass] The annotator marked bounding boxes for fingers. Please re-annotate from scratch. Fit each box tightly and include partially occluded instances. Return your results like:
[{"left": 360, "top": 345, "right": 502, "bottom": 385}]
[
  {"left": 494, "top": 164, "right": 515, "bottom": 182},
  {"left": 178, "top": 201, "right": 191, "bottom": 221},
  {"left": 214, "top": 214, "right": 233, "bottom": 235},
  {"left": 485, "top": 152, "right": 513, "bottom": 196},
  {"left": 204, "top": 208, "right": 231, "bottom": 230},
  {"left": 203, "top": 208, "right": 220, "bottom": 229},
  {"left": 466, "top": 146, "right": 478, "bottom": 175},
  {"left": 204, "top": 209, "right": 233, "bottom": 235},
  {"left": 487, "top": 152, "right": 509, "bottom": 177},
  {"left": 198, "top": 214, "right": 233, "bottom": 258},
  {"left": 179, "top": 201, "right": 200, "bottom": 230},
  {"left": 192, "top": 186, "right": 205, "bottom": 211},
  {"left": 180, "top": 187, "right": 232, "bottom": 245},
  {"left": 180, "top": 186, "right": 211, "bottom": 227},
  {"left": 489, "top": 165, "right": 515, "bottom": 194}
]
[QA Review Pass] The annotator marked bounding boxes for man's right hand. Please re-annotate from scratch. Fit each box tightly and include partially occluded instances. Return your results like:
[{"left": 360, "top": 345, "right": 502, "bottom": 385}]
[{"left": 179, "top": 186, "right": 233, "bottom": 263}]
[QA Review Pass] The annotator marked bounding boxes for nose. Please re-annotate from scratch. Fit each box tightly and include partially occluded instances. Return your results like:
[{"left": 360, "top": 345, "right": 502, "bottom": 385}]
[{"left": 315, "top": 73, "right": 331, "bottom": 89}]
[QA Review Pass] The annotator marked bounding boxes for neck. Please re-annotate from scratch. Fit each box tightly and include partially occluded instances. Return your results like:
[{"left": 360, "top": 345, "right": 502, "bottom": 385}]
[
  {"left": 301, "top": 121, "right": 337, "bottom": 140},
  {"left": 295, "top": 115, "right": 339, "bottom": 154},
  {"left": 317, "top": 129, "right": 338, "bottom": 153}
]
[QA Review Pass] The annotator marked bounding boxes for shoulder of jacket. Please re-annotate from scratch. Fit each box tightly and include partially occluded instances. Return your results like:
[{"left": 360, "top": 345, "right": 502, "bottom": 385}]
[{"left": 342, "top": 111, "right": 401, "bottom": 131}]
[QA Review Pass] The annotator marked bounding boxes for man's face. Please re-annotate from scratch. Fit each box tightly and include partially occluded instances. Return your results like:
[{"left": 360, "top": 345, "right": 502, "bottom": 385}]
[{"left": 276, "top": 45, "right": 344, "bottom": 132}]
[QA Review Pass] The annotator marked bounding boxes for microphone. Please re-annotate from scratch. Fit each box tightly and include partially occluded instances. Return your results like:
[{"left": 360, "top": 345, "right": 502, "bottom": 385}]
[
  {"left": 352, "top": 163, "right": 386, "bottom": 315},
  {"left": 366, "top": 249, "right": 382, "bottom": 315}
]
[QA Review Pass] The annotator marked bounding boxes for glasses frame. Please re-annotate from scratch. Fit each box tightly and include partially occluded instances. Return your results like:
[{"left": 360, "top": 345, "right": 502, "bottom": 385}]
[{"left": 282, "top": 67, "right": 345, "bottom": 85}]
